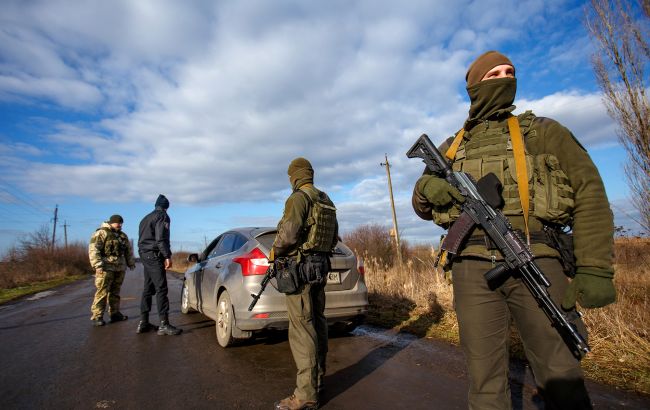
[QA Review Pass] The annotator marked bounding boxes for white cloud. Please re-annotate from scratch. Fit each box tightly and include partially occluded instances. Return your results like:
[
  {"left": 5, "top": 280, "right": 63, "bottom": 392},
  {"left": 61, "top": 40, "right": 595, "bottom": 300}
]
[
  {"left": 0, "top": 0, "right": 628, "bottom": 244},
  {"left": 517, "top": 91, "right": 618, "bottom": 147}
]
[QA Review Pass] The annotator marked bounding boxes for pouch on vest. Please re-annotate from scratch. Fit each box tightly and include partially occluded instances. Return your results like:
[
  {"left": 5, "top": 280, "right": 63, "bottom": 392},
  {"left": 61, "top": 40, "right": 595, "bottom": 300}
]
[
  {"left": 297, "top": 186, "right": 338, "bottom": 253},
  {"left": 300, "top": 253, "right": 330, "bottom": 285},
  {"left": 274, "top": 257, "right": 302, "bottom": 294}
]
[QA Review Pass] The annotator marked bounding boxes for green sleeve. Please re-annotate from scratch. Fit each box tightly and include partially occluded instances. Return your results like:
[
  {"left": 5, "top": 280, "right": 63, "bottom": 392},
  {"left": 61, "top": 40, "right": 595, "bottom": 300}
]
[
  {"left": 411, "top": 138, "right": 453, "bottom": 222},
  {"left": 535, "top": 118, "right": 614, "bottom": 275},
  {"left": 273, "top": 191, "right": 310, "bottom": 257}
]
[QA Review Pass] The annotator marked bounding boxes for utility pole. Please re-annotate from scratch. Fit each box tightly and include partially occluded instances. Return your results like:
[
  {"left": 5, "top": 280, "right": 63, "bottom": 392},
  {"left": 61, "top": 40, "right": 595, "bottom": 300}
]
[
  {"left": 51, "top": 204, "right": 58, "bottom": 250},
  {"left": 380, "top": 154, "right": 402, "bottom": 265},
  {"left": 63, "top": 220, "right": 69, "bottom": 248}
]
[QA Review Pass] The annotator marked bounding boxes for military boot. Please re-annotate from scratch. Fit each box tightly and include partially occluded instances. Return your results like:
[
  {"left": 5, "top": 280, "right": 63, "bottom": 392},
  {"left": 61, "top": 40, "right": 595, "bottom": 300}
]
[
  {"left": 136, "top": 315, "right": 157, "bottom": 333},
  {"left": 274, "top": 395, "right": 318, "bottom": 410},
  {"left": 109, "top": 312, "right": 128, "bottom": 323},
  {"left": 157, "top": 320, "right": 182, "bottom": 336},
  {"left": 91, "top": 317, "right": 105, "bottom": 327}
]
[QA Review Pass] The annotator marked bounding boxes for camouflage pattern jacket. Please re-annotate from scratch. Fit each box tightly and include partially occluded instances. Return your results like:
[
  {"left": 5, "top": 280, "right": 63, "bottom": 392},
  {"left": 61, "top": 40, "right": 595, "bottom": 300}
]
[{"left": 89, "top": 222, "right": 136, "bottom": 272}]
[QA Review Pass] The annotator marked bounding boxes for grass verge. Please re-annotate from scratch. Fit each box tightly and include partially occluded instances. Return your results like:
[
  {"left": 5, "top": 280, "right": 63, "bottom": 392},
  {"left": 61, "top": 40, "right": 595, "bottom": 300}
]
[
  {"left": 0, "top": 274, "right": 89, "bottom": 305},
  {"left": 361, "top": 237, "right": 650, "bottom": 395}
]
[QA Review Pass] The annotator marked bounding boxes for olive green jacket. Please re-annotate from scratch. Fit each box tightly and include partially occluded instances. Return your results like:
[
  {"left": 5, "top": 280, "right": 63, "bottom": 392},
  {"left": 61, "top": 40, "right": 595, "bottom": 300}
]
[
  {"left": 412, "top": 114, "right": 614, "bottom": 275},
  {"left": 88, "top": 222, "right": 136, "bottom": 272}
]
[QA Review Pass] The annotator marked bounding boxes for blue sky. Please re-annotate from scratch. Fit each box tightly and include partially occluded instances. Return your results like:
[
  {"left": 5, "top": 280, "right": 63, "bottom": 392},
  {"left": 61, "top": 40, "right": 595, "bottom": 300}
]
[{"left": 0, "top": 0, "right": 644, "bottom": 255}]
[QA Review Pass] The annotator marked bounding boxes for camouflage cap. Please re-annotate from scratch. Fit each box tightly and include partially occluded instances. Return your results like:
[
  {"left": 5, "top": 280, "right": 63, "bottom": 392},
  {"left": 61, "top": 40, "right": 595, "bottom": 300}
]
[{"left": 466, "top": 51, "right": 515, "bottom": 86}]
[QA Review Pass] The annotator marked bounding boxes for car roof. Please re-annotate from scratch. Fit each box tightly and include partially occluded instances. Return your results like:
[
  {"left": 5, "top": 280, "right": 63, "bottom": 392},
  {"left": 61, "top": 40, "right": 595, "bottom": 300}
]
[{"left": 225, "top": 227, "right": 276, "bottom": 239}]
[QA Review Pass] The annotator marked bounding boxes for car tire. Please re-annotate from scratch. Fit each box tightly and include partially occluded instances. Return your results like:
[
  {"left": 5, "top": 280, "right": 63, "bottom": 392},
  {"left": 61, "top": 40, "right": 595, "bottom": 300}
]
[
  {"left": 216, "top": 290, "right": 236, "bottom": 348},
  {"left": 180, "top": 282, "right": 193, "bottom": 314}
]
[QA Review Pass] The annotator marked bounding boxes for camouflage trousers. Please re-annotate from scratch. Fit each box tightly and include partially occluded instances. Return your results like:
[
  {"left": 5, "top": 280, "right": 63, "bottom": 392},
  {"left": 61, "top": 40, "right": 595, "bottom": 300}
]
[
  {"left": 90, "top": 269, "right": 126, "bottom": 319},
  {"left": 286, "top": 282, "right": 328, "bottom": 402}
]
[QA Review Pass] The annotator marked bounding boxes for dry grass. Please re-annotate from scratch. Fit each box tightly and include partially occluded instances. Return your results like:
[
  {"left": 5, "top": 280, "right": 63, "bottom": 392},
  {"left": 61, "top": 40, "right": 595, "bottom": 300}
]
[
  {"left": 0, "top": 243, "right": 92, "bottom": 289},
  {"left": 355, "top": 231, "right": 650, "bottom": 394},
  {"left": 171, "top": 251, "right": 192, "bottom": 273}
]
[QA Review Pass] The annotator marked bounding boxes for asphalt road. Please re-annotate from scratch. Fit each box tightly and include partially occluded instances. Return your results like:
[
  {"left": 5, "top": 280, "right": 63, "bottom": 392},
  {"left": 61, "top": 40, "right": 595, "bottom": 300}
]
[{"left": 0, "top": 264, "right": 647, "bottom": 410}]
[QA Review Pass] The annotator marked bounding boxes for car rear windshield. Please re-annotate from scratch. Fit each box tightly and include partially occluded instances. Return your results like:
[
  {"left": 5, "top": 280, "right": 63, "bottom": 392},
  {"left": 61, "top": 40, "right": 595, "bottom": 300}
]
[
  {"left": 255, "top": 231, "right": 352, "bottom": 256},
  {"left": 255, "top": 232, "right": 276, "bottom": 250}
]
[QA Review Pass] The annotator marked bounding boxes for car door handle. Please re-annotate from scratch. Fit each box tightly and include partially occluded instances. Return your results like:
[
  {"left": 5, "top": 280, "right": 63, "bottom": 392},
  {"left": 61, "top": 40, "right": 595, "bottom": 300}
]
[{"left": 215, "top": 263, "right": 222, "bottom": 269}]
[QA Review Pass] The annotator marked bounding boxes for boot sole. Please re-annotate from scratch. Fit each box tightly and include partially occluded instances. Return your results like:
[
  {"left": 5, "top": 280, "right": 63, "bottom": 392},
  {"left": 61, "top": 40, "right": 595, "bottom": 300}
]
[{"left": 157, "top": 330, "right": 182, "bottom": 336}]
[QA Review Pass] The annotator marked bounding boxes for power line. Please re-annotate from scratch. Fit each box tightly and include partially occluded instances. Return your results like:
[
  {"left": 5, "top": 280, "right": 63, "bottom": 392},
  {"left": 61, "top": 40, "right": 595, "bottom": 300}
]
[
  {"left": 0, "top": 186, "right": 51, "bottom": 218},
  {"left": 0, "top": 182, "right": 49, "bottom": 211}
]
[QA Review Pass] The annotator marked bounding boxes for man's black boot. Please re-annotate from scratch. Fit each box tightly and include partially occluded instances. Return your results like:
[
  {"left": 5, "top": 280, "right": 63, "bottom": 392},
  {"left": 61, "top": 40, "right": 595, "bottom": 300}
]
[
  {"left": 136, "top": 314, "right": 156, "bottom": 333},
  {"left": 157, "top": 320, "right": 182, "bottom": 336}
]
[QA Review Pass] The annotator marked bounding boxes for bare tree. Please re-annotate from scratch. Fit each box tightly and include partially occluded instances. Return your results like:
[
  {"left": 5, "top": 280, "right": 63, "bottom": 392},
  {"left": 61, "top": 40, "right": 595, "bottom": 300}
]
[
  {"left": 585, "top": 0, "right": 650, "bottom": 233},
  {"left": 19, "top": 224, "right": 52, "bottom": 253}
]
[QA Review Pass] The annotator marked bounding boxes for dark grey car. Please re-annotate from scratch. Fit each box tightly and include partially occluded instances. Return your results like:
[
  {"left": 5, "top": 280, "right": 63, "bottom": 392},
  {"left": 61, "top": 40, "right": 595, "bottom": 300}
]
[{"left": 180, "top": 227, "right": 368, "bottom": 347}]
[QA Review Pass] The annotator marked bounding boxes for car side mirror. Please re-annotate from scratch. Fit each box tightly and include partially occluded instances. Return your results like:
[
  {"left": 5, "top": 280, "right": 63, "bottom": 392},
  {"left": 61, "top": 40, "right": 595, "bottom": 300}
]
[{"left": 187, "top": 253, "right": 199, "bottom": 263}]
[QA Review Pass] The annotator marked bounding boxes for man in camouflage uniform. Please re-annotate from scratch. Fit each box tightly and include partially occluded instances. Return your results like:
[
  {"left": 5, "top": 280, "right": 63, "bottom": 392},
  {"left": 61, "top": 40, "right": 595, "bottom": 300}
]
[
  {"left": 412, "top": 51, "right": 616, "bottom": 409},
  {"left": 273, "top": 158, "right": 339, "bottom": 410},
  {"left": 88, "top": 214, "right": 136, "bottom": 326}
]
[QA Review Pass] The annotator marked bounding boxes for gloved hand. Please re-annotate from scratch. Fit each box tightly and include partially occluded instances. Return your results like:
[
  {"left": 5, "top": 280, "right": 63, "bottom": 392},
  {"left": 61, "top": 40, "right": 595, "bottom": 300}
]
[
  {"left": 417, "top": 175, "right": 466, "bottom": 207},
  {"left": 562, "top": 268, "right": 616, "bottom": 310},
  {"left": 268, "top": 248, "right": 275, "bottom": 263}
]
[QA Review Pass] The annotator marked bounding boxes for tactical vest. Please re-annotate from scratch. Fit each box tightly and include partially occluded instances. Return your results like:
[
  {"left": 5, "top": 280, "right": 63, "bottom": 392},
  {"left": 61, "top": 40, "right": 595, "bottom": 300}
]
[
  {"left": 432, "top": 111, "right": 575, "bottom": 228},
  {"left": 297, "top": 186, "right": 338, "bottom": 253},
  {"left": 99, "top": 227, "right": 128, "bottom": 259}
]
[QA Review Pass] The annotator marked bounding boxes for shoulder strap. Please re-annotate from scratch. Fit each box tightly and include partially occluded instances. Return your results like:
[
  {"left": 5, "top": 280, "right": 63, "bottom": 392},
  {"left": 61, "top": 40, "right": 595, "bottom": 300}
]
[
  {"left": 445, "top": 129, "right": 466, "bottom": 160},
  {"left": 507, "top": 116, "right": 530, "bottom": 244}
]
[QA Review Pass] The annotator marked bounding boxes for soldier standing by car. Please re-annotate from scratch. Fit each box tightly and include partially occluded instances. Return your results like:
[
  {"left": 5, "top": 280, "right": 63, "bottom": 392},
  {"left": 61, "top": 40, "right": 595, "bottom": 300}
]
[
  {"left": 88, "top": 214, "right": 135, "bottom": 326},
  {"left": 411, "top": 51, "right": 616, "bottom": 409},
  {"left": 273, "top": 157, "right": 339, "bottom": 410},
  {"left": 137, "top": 194, "right": 182, "bottom": 335}
]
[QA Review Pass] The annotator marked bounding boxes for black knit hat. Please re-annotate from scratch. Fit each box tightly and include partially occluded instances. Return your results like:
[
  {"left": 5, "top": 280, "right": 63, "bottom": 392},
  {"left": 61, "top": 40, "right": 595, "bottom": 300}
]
[
  {"left": 155, "top": 194, "right": 170, "bottom": 210},
  {"left": 108, "top": 214, "right": 124, "bottom": 224}
]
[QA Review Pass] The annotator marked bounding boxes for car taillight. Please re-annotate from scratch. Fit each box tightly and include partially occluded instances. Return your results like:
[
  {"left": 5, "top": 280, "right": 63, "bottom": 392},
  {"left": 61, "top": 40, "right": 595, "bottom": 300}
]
[
  {"left": 233, "top": 247, "right": 269, "bottom": 276},
  {"left": 357, "top": 257, "right": 365, "bottom": 275}
]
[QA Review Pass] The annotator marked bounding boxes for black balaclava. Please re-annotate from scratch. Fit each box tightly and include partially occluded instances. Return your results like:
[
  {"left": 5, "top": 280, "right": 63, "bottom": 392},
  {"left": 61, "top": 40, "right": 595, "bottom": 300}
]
[{"left": 155, "top": 194, "right": 170, "bottom": 210}]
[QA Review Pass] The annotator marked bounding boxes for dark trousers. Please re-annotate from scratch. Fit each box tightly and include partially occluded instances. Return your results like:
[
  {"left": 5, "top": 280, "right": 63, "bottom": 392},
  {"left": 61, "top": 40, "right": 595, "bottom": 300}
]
[
  {"left": 286, "top": 282, "right": 327, "bottom": 402},
  {"left": 140, "top": 252, "right": 169, "bottom": 321},
  {"left": 452, "top": 257, "right": 591, "bottom": 410}
]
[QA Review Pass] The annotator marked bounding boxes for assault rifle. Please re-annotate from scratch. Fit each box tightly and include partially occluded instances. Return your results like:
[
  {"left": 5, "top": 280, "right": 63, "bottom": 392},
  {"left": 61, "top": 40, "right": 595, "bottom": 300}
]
[
  {"left": 406, "top": 133, "right": 590, "bottom": 357},
  {"left": 248, "top": 264, "right": 276, "bottom": 311}
]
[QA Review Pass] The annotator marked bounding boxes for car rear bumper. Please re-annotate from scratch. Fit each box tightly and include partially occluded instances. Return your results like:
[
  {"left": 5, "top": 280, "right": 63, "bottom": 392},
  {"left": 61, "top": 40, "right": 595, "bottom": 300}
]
[
  {"left": 235, "top": 282, "right": 369, "bottom": 331},
  {"left": 236, "top": 305, "right": 368, "bottom": 331}
]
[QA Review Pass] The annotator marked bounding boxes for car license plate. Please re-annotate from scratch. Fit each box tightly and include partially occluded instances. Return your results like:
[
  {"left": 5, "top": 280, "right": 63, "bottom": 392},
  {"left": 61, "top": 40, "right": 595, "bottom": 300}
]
[{"left": 327, "top": 271, "right": 341, "bottom": 284}]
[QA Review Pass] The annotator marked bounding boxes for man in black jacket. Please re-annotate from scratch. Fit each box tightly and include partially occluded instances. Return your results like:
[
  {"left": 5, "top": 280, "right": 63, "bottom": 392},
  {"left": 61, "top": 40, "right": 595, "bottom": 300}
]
[{"left": 137, "top": 194, "right": 182, "bottom": 335}]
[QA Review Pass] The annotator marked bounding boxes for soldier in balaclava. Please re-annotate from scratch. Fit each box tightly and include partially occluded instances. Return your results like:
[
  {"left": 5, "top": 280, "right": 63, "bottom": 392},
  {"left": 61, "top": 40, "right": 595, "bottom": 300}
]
[
  {"left": 273, "top": 158, "right": 339, "bottom": 410},
  {"left": 412, "top": 51, "right": 615, "bottom": 409}
]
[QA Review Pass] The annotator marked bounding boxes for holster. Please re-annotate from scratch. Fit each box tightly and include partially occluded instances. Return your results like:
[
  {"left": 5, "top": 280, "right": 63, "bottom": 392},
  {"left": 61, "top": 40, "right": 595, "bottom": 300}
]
[
  {"left": 274, "top": 257, "right": 302, "bottom": 294},
  {"left": 299, "top": 253, "right": 330, "bottom": 285}
]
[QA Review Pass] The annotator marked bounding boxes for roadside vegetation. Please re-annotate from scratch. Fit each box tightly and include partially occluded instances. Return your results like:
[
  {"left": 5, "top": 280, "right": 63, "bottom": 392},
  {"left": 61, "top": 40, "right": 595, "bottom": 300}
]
[
  {"left": 0, "top": 225, "right": 92, "bottom": 303},
  {"left": 344, "top": 224, "right": 650, "bottom": 394}
]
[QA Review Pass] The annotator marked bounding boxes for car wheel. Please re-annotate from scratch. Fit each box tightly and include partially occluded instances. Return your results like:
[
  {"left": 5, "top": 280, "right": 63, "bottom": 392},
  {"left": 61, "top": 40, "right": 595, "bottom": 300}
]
[
  {"left": 180, "top": 282, "right": 193, "bottom": 314},
  {"left": 216, "top": 290, "right": 236, "bottom": 348}
]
